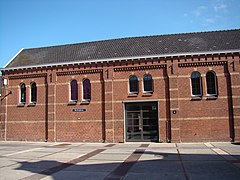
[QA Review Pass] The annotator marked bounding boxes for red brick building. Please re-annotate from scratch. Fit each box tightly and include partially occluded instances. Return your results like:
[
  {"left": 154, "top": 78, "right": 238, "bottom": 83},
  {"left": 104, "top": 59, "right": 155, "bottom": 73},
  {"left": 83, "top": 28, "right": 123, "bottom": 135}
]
[{"left": 1, "top": 29, "right": 240, "bottom": 143}]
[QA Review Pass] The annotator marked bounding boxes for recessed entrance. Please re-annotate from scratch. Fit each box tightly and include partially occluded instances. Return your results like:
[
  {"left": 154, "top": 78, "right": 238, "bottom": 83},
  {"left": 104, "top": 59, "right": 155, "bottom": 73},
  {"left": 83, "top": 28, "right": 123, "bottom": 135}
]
[{"left": 125, "top": 102, "right": 159, "bottom": 142}]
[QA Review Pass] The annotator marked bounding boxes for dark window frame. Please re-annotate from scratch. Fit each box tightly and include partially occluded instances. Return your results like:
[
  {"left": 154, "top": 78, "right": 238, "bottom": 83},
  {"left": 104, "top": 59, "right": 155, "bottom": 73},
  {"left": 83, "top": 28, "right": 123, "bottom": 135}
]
[
  {"left": 20, "top": 83, "right": 26, "bottom": 103},
  {"left": 82, "top": 79, "right": 91, "bottom": 101},
  {"left": 206, "top": 71, "right": 217, "bottom": 96},
  {"left": 143, "top": 74, "right": 153, "bottom": 93},
  {"left": 129, "top": 75, "right": 139, "bottom": 94},
  {"left": 191, "top": 71, "right": 202, "bottom": 97},
  {"left": 70, "top": 79, "right": 78, "bottom": 102},
  {"left": 30, "top": 82, "right": 37, "bottom": 103}
]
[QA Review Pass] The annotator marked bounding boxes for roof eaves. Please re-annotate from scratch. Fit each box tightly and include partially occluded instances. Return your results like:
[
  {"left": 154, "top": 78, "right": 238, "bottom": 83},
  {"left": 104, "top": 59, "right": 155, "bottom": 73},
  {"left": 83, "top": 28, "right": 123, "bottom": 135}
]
[{"left": 1, "top": 49, "right": 240, "bottom": 72}]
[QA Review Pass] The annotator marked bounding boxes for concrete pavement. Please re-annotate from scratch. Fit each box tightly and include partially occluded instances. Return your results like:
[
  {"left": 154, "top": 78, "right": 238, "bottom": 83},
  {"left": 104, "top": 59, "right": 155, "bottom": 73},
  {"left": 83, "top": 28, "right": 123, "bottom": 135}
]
[{"left": 0, "top": 141, "right": 239, "bottom": 180}]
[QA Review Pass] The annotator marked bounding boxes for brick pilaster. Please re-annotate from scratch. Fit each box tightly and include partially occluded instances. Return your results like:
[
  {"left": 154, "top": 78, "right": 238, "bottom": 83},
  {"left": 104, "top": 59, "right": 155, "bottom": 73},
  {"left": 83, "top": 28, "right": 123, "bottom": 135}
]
[{"left": 228, "top": 55, "right": 240, "bottom": 142}]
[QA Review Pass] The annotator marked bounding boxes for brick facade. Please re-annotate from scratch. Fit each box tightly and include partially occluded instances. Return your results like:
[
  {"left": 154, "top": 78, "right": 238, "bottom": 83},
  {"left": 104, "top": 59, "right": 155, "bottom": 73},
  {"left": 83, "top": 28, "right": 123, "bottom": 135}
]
[
  {"left": 1, "top": 29, "right": 240, "bottom": 143},
  {"left": 1, "top": 53, "right": 240, "bottom": 143}
]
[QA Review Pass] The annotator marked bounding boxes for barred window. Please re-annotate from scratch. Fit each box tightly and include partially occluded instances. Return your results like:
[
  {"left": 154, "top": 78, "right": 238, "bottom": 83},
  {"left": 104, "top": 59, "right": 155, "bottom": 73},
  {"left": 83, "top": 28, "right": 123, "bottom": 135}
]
[
  {"left": 30, "top": 82, "right": 37, "bottom": 103},
  {"left": 70, "top": 80, "right": 78, "bottom": 101},
  {"left": 206, "top": 71, "right": 217, "bottom": 96},
  {"left": 129, "top": 75, "right": 138, "bottom": 93},
  {"left": 191, "top": 72, "right": 202, "bottom": 96},
  {"left": 143, "top": 74, "right": 153, "bottom": 92},
  {"left": 83, "top": 79, "right": 91, "bottom": 100}
]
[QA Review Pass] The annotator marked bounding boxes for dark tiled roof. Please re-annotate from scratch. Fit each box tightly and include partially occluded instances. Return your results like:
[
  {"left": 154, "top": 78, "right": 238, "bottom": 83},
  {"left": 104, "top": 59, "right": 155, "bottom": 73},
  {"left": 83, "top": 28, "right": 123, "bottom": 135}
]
[{"left": 5, "top": 29, "right": 240, "bottom": 68}]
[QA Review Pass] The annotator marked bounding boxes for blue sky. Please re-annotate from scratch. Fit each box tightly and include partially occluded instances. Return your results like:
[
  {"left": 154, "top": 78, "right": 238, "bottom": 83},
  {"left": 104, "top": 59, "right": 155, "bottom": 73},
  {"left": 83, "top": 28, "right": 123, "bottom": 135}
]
[{"left": 0, "top": 0, "right": 240, "bottom": 68}]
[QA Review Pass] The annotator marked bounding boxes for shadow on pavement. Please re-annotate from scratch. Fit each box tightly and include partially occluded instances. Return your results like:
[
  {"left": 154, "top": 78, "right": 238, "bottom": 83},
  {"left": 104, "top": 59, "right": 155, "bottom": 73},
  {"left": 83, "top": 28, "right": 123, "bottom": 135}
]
[{"left": 14, "top": 151, "right": 240, "bottom": 180}]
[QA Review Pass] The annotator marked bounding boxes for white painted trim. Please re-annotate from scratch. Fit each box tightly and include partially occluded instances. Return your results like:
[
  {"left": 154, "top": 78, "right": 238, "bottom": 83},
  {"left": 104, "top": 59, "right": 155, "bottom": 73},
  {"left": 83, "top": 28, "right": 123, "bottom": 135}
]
[
  {"left": 3, "top": 48, "right": 24, "bottom": 68},
  {"left": 1, "top": 49, "right": 240, "bottom": 71}
]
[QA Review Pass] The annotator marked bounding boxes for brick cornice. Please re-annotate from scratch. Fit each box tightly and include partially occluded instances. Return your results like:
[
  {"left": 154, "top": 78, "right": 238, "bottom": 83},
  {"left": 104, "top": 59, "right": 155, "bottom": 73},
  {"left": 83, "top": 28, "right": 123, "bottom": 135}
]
[
  {"left": 114, "top": 64, "right": 166, "bottom": 72},
  {"left": 56, "top": 69, "right": 103, "bottom": 76},
  {"left": 178, "top": 61, "right": 227, "bottom": 68},
  {"left": 8, "top": 73, "right": 47, "bottom": 80}
]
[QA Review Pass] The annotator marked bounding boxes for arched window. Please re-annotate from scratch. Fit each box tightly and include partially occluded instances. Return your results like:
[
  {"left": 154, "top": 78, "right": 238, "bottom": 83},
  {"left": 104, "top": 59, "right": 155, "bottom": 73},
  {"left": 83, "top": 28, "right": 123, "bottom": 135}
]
[
  {"left": 143, "top": 74, "right": 153, "bottom": 92},
  {"left": 70, "top": 80, "right": 78, "bottom": 101},
  {"left": 83, "top": 79, "right": 91, "bottom": 100},
  {"left": 20, "top": 83, "right": 26, "bottom": 103},
  {"left": 191, "top": 72, "right": 202, "bottom": 96},
  {"left": 129, "top": 75, "right": 138, "bottom": 93},
  {"left": 30, "top": 82, "right": 37, "bottom": 103},
  {"left": 206, "top": 71, "right": 217, "bottom": 96}
]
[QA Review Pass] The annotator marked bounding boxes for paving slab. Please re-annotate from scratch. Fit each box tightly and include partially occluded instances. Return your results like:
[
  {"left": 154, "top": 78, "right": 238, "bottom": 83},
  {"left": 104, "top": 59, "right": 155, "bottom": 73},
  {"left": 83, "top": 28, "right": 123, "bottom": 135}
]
[
  {"left": 0, "top": 141, "right": 240, "bottom": 180},
  {"left": 123, "top": 172, "right": 185, "bottom": 180},
  {"left": 65, "top": 160, "right": 121, "bottom": 172},
  {"left": 9, "top": 151, "right": 54, "bottom": 159},
  {"left": 129, "top": 160, "right": 183, "bottom": 174},
  {"left": 149, "top": 143, "right": 177, "bottom": 148},
  {"left": 88, "top": 153, "right": 130, "bottom": 161},
  {"left": 0, "top": 166, "right": 43, "bottom": 180},
  {"left": 139, "top": 153, "right": 179, "bottom": 161},
  {"left": 0, "top": 157, "right": 21, "bottom": 168},
  {"left": 42, "top": 170, "right": 108, "bottom": 180},
  {"left": 184, "top": 161, "right": 240, "bottom": 180}
]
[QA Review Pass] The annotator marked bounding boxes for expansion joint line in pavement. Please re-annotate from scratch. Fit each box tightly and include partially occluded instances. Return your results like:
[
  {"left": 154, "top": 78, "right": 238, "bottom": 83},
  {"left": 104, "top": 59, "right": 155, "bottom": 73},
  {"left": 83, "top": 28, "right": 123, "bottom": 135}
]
[
  {"left": 206, "top": 144, "right": 240, "bottom": 172},
  {"left": 38, "top": 147, "right": 74, "bottom": 159},
  {"left": 104, "top": 144, "right": 150, "bottom": 180},
  {"left": 176, "top": 144, "right": 189, "bottom": 180},
  {"left": 20, "top": 148, "right": 107, "bottom": 180}
]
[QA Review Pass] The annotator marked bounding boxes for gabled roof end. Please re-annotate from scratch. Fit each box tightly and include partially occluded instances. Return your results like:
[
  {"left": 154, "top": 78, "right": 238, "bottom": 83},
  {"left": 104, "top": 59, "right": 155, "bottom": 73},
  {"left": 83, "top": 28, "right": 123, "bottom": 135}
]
[{"left": 3, "top": 48, "right": 24, "bottom": 68}]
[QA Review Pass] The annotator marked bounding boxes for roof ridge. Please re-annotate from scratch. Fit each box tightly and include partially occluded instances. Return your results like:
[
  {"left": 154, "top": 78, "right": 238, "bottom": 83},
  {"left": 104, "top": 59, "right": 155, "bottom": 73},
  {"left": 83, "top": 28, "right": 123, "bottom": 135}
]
[{"left": 23, "top": 28, "right": 240, "bottom": 51}]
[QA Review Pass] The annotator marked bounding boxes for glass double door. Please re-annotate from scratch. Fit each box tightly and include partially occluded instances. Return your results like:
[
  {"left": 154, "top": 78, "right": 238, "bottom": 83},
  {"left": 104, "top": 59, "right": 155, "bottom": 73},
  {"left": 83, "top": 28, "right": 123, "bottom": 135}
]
[{"left": 125, "top": 102, "right": 159, "bottom": 142}]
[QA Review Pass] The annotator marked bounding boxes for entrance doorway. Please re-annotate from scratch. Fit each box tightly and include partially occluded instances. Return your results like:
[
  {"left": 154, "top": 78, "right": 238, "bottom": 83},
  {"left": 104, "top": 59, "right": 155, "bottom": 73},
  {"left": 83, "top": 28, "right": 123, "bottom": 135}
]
[{"left": 125, "top": 102, "right": 159, "bottom": 142}]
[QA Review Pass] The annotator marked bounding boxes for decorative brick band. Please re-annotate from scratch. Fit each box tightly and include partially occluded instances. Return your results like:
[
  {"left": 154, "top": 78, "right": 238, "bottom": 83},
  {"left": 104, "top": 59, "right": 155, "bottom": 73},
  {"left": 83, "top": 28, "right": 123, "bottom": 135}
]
[
  {"left": 56, "top": 69, "right": 103, "bottom": 76},
  {"left": 178, "top": 61, "right": 227, "bottom": 68},
  {"left": 8, "top": 73, "right": 47, "bottom": 80},
  {"left": 114, "top": 64, "right": 166, "bottom": 72}
]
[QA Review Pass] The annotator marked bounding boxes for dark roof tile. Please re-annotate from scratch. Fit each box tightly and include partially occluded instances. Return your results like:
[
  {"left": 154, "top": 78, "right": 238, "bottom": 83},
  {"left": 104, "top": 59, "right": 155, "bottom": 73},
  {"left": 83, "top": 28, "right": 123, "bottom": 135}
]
[{"left": 5, "top": 29, "right": 240, "bottom": 68}]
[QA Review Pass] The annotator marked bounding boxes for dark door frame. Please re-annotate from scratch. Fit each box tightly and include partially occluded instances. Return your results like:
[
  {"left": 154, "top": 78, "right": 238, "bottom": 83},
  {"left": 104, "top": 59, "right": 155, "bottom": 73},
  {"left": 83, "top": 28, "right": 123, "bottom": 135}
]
[{"left": 124, "top": 101, "right": 159, "bottom": 142}]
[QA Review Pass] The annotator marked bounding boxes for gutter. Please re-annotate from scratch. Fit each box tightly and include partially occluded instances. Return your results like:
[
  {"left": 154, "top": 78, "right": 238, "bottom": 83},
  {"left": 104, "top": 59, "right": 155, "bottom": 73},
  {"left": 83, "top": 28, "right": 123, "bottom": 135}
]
[{"left": 1, "top": 49, "right": 240, "bottom": 71}]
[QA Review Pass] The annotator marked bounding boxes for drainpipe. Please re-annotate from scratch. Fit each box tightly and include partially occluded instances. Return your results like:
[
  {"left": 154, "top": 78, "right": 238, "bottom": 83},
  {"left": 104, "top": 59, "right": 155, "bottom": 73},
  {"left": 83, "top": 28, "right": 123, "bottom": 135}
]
[
  {"left": 226, "top": 66, "right": 235, "bottom": 142},
  {"left": 45, "top": 76, "right": 48, "bottom": 142},
  {"left": 165, "top": 68, "right": 171, "bottom": 143}
]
